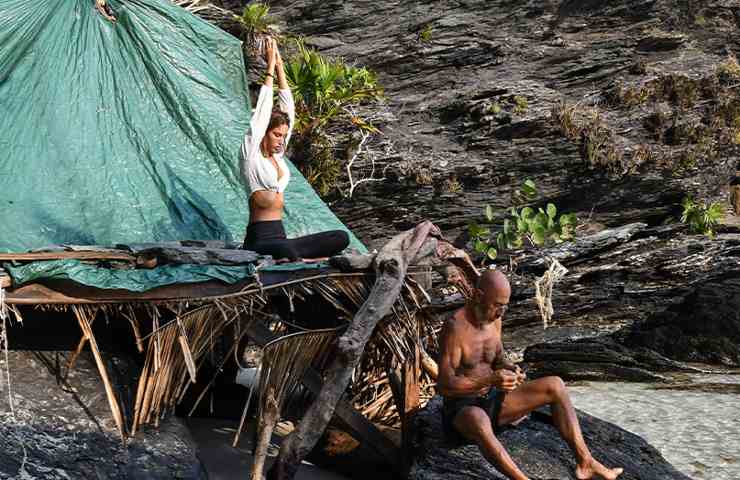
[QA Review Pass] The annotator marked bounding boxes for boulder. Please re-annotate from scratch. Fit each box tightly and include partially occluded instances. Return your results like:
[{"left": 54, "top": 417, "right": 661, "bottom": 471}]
[
  {"left": 0, "top": 351, "right": 205, "bottom": 479},
  {"left": 409, "top": 396, "right": 691, "bottom": 480},
  {"left": 523, "top": 273, "right": 740, "bottom": 380}
]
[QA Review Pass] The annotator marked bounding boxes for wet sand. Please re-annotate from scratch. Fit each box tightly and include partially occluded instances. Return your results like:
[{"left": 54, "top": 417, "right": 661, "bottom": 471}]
[{"left": 568, "top": 373, "right": 740, "bottom": 480}]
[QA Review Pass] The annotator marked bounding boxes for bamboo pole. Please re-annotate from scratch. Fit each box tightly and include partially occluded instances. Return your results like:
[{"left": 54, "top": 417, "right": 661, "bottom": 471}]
[{"left": 73, "top": 306, "right": 126, "bottom": 444}]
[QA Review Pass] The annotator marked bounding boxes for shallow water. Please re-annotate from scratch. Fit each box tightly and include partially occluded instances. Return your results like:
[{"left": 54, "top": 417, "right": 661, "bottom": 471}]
[{"left": 568, "top": 374, "right": 740, "bottom": 480}]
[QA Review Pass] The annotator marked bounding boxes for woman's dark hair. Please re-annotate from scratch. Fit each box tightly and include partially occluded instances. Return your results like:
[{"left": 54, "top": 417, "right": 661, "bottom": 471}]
[{"left": 268, "top": 109, "right": 290, "bottom": 131}]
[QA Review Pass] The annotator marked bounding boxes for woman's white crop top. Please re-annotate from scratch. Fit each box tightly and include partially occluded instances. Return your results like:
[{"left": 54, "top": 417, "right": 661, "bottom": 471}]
[{"left": 240, "top": 85, "right": 295, "bottom": 195}]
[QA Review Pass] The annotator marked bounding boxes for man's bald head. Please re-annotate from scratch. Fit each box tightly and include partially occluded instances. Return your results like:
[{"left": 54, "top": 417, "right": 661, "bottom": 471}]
[
  {"left": 477, "top": 269, "right": 511, "bottom": 297},
  {"left": 470, "top": 269, "right": 511, "bottom": 324}
]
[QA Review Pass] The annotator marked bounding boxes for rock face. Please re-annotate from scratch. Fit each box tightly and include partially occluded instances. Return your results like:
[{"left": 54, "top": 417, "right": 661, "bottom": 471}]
[
  {"left": 261, "top": 0, "right": 740, "bottom": 250},
  {"left": 410, "top": 396, "right": 691, "bottom": 480},
  {"left": 625, "top": 273, "right": 740, "bottom": 366},
  {"left": 0, "top": 351, "right": 204, "bottom": 479},
  {"left": 524, "top": 273, "right": 740, "bottom": 380}
]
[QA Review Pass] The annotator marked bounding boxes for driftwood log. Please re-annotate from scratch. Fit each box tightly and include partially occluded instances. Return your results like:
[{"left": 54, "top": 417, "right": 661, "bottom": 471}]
[{"left": 268, "top": 221, "right": 441, "bottom": 480}]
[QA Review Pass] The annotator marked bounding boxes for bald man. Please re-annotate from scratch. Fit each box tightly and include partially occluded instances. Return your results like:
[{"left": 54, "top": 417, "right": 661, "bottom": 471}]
[{"left": 437, "top": 270, "right": 623, "bottom": 480}]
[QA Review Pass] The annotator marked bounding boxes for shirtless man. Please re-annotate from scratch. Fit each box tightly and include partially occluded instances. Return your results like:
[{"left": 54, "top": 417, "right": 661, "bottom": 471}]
[{"left": 437, "top": 270, "right": 623, "bottom": 480}]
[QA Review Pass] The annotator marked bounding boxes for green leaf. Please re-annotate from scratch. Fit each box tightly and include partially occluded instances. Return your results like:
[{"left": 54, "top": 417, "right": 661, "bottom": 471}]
[
  {"left": 520, "top": 207, "right": 535, "bottom": 221},
  {"left": 532, "top": 225, "right": 546, "bottom": 245},
  {"left": 503, "top": 219, "right": 511, "bottom": 235},
  {"left": 547, "top": 203, "right": 557, "bottom": 219},
  {"left": 474, "top": 240, "right": 488, "bottom": 253},
  {"left": 516, "top": 217, "right": 527, "bottom": 232},
  {"left": 485, "top": 205, "right": 495, "bottom": 222},
  {"left": 559, "top": 213, "right": 577, "bottom": 226},
  {"left": 521, "top": 179, "right": 537, "bottom": 198},
  {"left": 534, "top": 212, "right": 549, "bottom": 228},
  {"left": 496, "top": 232, "right": 507, "bottom": 250},
  {"left": 468, "top": 222, "right": 480, "bottom": 237},
  {"left": 486, "top": 247, "right": 498, "bottom": 260}
]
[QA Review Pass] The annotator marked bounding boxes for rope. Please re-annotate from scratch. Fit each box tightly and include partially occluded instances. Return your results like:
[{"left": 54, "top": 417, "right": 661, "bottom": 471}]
[{"left": 534, "top": 258, "right": 568, "bottom": 330}]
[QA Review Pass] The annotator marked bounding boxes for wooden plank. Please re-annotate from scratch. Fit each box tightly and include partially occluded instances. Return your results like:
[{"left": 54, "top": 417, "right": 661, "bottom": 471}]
[
  {"left": 2, "top": 270, "right": 364, "bottom": 304},
  {"left": 133, "top": 245, "right": 265, "bottom": 266},
  {"left": 0, "top": 251, "right": 137, "bottom": 262},
  {"left": 401, "top": 346, "right": 421, "bottom": 473},
  {"left": 245, "top": 322, "right": 401, "bottom": 469}
]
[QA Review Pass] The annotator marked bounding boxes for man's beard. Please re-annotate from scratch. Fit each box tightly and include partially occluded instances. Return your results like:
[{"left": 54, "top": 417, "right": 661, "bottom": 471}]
[{"left": 473, "top": 303, "right": 497, "bottom": 324}]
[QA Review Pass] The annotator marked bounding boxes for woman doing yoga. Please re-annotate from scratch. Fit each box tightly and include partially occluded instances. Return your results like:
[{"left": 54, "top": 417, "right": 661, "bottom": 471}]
[{"left": 240, "top": 39, "right": 349, "bottom": 262}]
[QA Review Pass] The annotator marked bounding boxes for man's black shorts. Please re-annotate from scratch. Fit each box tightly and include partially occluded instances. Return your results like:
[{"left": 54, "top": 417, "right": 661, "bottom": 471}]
[{"left": 441, "top": 389, "right": 506, "bottom": 446}]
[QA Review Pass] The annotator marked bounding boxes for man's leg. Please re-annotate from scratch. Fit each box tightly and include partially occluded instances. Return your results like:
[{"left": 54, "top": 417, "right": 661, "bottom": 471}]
[
  {"left": 497, "top": 377, "right": 623, "bottom": 480},
  {"left": 453, "top": 406, "right": 529, "bottom": 480}
]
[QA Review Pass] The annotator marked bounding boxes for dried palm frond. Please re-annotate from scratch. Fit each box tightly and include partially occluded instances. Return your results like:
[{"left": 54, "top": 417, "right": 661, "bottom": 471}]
[{"left": 236, "top": 328, "right": 339, "bottom": 479}]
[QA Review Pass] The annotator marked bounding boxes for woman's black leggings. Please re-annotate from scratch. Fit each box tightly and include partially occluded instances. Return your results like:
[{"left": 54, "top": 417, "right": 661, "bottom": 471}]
[{"left": 243, "top": 220, "right": 350, "bottom": 261}]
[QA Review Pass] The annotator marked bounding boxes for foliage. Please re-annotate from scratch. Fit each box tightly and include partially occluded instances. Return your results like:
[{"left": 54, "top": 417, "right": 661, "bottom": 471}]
[
  {"left": 681, "top": 196, "right": 723, "bottom": 237},
  {"left": 418, "top": 24, "right": 433, "bottom": 43},
  {"left": 282, "top": 40, "right": 383, "bottom": 196},
  {"left": 511, "top": 95, "right": 528, "bottom": 115},
  {"left": 297, "top": 131, "right": 341, "bottom": 197},
  {"left": 468, "top": 180, "right": 577, "bottom": 261},
  {"left": 238, "top": 3, "right": 272, "bottom": 33},
  {"left": 285, "top": 40, "right": 383, "bottom": 132},
  {"left": 717, "top": 54, "right": 740, "bottom": 83}
]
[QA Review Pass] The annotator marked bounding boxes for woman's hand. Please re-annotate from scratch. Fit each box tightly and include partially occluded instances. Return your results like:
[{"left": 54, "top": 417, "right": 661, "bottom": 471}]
[
  {"left": 273, "top": 40, "right": 290, "bottom": 90},
  {"left": 264, "top": 38, "right": 277, "bottom": 67},
  {"left": 275, "top": 43, "right": 284, "bottom": 67}
]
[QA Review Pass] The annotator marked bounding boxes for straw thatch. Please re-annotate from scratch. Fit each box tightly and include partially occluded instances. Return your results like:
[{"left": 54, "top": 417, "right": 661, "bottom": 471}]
[{"left": 1, "top": 269, "right": 434, "bottom": 442}]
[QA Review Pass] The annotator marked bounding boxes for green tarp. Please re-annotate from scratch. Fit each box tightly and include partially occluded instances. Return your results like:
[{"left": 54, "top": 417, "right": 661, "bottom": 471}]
[
  {"left": 0, "top": 0, "right": 364, "bottom": 253},
  {"left": 0, "top": 0, "right": 365, "bottom": 290},
  {"left": 4, "top": 260, "right": 258, "bottom": 292}
]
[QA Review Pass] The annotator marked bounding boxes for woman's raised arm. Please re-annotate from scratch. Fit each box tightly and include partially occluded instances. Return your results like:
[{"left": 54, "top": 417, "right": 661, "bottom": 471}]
[{"left": 274, "top": 46, "right": 295, "bottom": 148}]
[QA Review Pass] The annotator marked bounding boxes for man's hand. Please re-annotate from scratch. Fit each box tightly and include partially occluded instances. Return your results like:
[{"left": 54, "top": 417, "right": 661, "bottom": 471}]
[{"left": 491, "top": 369, "right": 520, "bottom": 392}]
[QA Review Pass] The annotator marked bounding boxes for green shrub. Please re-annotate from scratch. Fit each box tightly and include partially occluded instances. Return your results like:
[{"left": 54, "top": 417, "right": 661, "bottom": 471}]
[
  {"left": 282, "top": 40, "right": 383, "bottom": 195},
  {"left": 285, "top": 40, "right": 382, "bottom": 131},
  {"left": 681, "top": 196, "right": 723, "bottom": 237},
  {"left": 238, "top": 3, "right": 272, "bottom": 33},
  {"left": 717, "top": 54, "right": 740, "bottom": 83},
  {"left": 468, "top": 180, "right": 577, "bottom": 261},
  {"left": 511, "top": 95, "right": 528, "bottom": 115},
  {"left": 419, "top": 24, "right": 433, "bottom": 43}
]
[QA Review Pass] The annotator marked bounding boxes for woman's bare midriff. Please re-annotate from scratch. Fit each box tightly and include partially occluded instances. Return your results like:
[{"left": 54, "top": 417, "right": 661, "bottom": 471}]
[{"left": 249, "top": 191, "right": 284, "bottom": 223}]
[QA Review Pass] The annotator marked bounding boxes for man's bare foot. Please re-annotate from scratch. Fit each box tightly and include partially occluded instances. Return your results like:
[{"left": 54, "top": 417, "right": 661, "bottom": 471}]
[{"left": 576, "top": 458, "right": 623, "bottom": 480}]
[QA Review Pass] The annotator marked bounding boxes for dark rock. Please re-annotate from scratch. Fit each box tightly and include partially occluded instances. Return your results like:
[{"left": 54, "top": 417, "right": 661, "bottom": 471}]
[
  {"left": 625, "top": 273, "right": 740, "bottom": 367},
  {"left": 521, "top": 273, "right": 740, "bottom": 380},
  {"left": 523, "top": 337, "right": 697, "bottom": 382},
  {"left": 0, "top": 351, "right": 205, "bottom": 479},
  {"left": 410, "top": 396, "right": 691, "bottom": 480}
]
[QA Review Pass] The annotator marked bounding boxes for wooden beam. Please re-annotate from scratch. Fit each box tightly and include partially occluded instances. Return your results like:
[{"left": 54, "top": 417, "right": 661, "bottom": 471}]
[
  {"left": 245, "top": 322, "right": 400, "bottom": 469},
  {"left": 0, "top": 251, "right": 137, "bottom": 262},
  {"left": 270, "top": 221, "right": 440, "bottom": 480},
  {"left": 401, "top": 346, "right": 421, "bottom": 473}
]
